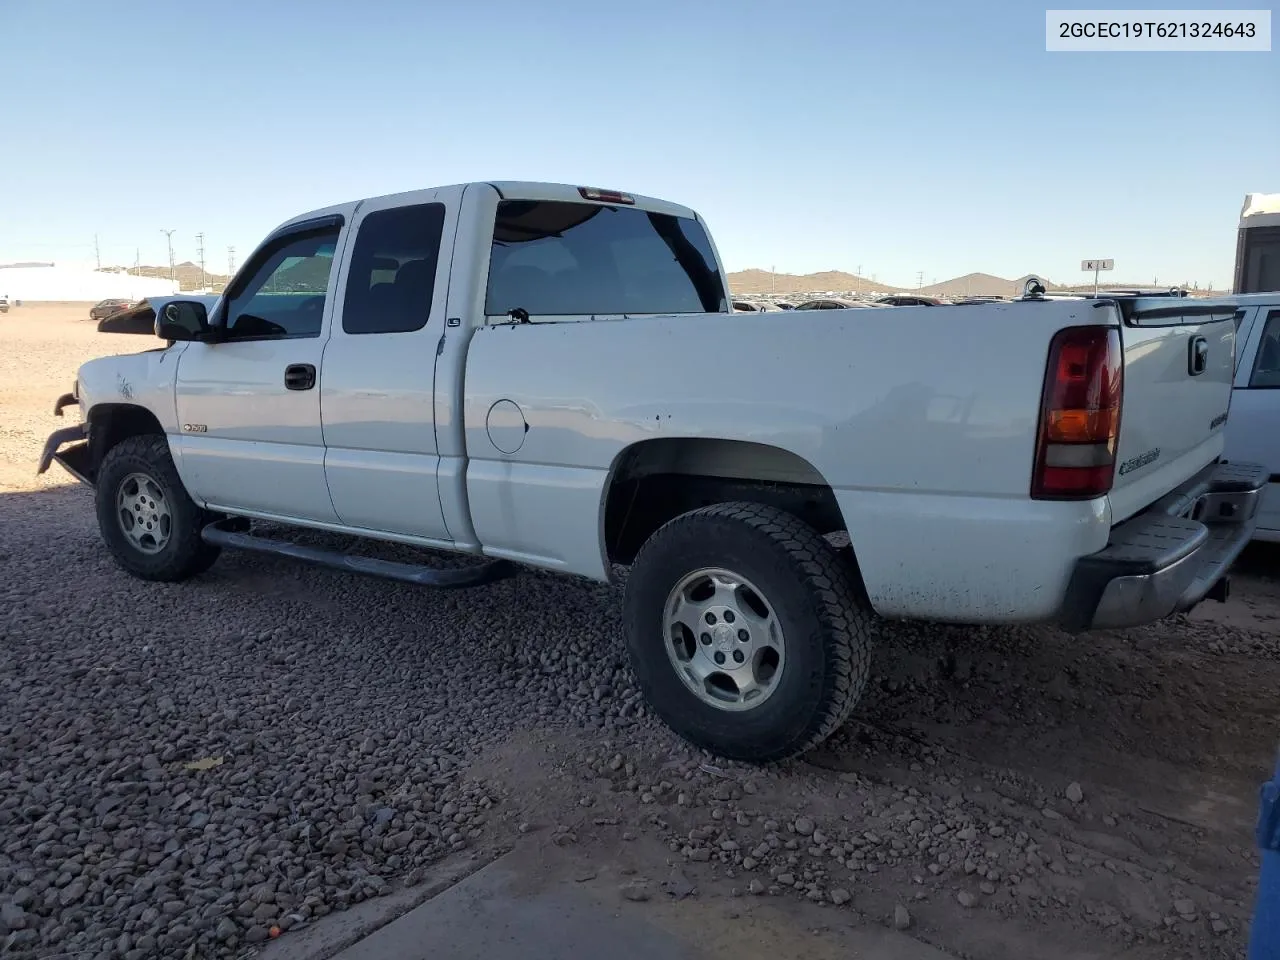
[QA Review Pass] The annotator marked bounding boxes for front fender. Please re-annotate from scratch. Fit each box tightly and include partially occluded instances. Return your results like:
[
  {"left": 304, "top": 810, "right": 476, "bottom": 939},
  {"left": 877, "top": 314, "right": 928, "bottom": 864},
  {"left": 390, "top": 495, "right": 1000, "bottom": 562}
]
[{"left": 76, "top": 346, "right": 184, "bottom": 435}]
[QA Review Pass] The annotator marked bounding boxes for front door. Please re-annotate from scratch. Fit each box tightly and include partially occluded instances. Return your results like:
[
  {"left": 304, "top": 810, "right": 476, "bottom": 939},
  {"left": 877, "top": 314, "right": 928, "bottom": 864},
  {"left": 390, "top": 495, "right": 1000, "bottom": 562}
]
[
  {"left": 175, "top": 221, "right": 345, "bottom": 522},
  {"left": 319, "top": 189, "right": 461, "bottom": 543}
]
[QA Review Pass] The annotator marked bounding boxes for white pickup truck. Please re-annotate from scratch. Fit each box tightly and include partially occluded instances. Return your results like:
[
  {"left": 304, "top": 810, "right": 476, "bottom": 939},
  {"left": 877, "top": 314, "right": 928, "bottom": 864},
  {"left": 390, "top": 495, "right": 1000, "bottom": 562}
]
[{"left": 38, "top": 181, "right": 1267, "bottom": 762}]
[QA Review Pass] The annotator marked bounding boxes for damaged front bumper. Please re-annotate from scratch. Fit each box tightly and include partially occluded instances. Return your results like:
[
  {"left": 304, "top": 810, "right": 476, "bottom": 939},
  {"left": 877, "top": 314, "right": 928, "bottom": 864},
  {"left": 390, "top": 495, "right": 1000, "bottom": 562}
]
[{"left": 37, "top": 424, "right": 92, "bottom": 486}]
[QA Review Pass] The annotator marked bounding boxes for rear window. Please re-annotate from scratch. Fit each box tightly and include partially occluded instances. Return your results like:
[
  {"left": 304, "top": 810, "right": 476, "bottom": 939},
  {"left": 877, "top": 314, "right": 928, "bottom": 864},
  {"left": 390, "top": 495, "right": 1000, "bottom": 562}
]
[{"left": 485, "top": 200, "right": 726, "bottom": 318}]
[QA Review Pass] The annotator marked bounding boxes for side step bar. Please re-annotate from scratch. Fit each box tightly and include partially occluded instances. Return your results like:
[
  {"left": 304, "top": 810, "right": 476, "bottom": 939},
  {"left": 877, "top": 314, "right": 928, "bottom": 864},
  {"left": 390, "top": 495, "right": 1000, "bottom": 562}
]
[{"left": 200, "top": 520, "right": 518, "bottom": 589}]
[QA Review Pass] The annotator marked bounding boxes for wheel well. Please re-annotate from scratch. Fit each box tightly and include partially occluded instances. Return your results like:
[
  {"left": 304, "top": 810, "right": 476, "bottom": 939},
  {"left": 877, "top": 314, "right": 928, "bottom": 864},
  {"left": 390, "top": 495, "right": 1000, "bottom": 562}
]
[
  {"left": 603, "top": 438, "right": 849, "bottom": 565},
  {"left": 87, "top": 404, "right": 165, "bottom": 478}
]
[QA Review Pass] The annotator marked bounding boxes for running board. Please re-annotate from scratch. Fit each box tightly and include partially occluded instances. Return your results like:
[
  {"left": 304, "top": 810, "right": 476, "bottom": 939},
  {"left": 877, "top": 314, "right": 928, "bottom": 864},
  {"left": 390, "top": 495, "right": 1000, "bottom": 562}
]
[{"left": 200, "top": 520, "right": 517, "bottom": 589}]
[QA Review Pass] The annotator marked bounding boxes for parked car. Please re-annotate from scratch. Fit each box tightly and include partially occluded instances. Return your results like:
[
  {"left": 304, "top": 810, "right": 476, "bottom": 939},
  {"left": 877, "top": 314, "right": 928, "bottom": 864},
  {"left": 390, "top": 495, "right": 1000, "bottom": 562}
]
[
  {"left": 877, "top": 295, "right": 944, "bottom": 307},
  {"left": 0, "top": 294, "right": 9, "bottom": 314},
  {"left": 88, "top": 298, "right": 137, "bottom": 322},
  {"left": 37, "top": 180, "right": 1266, "bottom": 763},
  {"left": 1222, "top": 292, "right": 1280, "bottom": 541},
  {"left": 792, "top": 297, "right": 887, "bottom": 310}
]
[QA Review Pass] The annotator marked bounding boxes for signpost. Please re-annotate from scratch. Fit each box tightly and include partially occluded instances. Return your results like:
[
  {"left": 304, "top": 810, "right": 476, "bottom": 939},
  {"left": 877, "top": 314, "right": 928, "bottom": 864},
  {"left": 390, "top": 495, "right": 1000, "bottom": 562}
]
[{"left": 1081, "top": 259, "right": 1114, "bottom": 296}]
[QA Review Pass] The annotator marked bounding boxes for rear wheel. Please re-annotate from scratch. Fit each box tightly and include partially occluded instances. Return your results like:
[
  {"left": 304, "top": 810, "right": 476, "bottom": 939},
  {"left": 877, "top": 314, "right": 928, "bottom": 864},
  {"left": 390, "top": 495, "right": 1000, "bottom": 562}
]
[
  {"left": 95, "top": 435, "right": 220, "bottom": 581},
  {"left": 623, "top": 502, "right": 874, "bottom": 762}
]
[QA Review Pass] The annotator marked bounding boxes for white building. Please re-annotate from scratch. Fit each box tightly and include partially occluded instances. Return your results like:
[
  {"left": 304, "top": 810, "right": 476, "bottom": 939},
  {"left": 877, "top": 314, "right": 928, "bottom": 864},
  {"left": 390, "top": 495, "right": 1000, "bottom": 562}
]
[{"left": 0, "top": 263, "right": 179, "bottom": 302}]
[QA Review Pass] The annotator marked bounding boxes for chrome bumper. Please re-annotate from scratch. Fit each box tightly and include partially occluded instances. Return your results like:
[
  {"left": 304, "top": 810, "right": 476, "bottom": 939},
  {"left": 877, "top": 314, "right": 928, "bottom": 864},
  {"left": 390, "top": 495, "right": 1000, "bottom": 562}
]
[{"left": 1059, "top": 460, "right": 1268, "bottom": 632}]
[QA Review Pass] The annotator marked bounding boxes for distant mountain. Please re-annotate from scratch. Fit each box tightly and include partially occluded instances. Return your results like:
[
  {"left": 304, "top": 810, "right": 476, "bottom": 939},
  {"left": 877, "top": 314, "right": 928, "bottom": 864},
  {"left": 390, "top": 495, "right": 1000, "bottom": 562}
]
[
  {"left": 916, "top": 273, "right": 1020, "bottom": 298},
  {"left": 101, "top": 261, "right": 232, "bottom": 292},
  {"left": 727, "top": 269, "right": 898, "bottom": 296},
  {"left": 731, "top": 268, "right": 1230, "bottom": 299}
]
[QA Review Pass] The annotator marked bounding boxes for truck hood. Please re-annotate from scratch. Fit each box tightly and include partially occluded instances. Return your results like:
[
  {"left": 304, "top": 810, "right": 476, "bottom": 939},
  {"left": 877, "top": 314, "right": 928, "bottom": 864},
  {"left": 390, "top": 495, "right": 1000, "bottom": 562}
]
[{"left": 97, "top": 294, "right": 221, "bottom": 335}]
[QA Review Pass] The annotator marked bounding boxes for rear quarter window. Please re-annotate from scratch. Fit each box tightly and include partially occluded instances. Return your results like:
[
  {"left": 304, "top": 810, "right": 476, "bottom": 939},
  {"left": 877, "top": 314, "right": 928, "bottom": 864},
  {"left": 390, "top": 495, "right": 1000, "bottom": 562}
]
[{"left": 485, "top": 200, "right": 726, "bottom": 318}]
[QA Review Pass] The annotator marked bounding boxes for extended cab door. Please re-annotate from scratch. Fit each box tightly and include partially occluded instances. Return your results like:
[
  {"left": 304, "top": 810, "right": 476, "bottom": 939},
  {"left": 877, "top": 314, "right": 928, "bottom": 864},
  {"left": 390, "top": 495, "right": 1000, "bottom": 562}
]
[
  {"left": 174, "top": 217, "right": 346, "bottom": 522},
  {"left": 319, "top": 189, "right": 462, "bottom": 543}
]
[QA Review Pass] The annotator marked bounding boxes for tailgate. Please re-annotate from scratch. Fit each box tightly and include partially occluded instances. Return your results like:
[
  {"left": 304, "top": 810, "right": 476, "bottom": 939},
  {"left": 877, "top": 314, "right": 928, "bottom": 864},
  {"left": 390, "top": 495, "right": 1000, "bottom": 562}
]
[{"left": 1108, "top": 298, "right": 1239, "bottom": 523}]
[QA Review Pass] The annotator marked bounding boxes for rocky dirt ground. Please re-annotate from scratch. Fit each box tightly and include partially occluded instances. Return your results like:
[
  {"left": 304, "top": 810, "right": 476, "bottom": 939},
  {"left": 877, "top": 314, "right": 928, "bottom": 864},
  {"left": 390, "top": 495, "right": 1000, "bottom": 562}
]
[{"left": 1, "top": 304, "right": 1277, "bottom": 960}]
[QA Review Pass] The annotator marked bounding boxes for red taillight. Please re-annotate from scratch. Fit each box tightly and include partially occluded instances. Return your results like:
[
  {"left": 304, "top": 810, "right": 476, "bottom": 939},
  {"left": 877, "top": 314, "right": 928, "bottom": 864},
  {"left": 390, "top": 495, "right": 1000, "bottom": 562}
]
[
  {"left": 1031, "top": 325, "right": 1123, "bottom": 500},
  {"left": 578, "top": 186, "right": 635, "bottom": 205}
]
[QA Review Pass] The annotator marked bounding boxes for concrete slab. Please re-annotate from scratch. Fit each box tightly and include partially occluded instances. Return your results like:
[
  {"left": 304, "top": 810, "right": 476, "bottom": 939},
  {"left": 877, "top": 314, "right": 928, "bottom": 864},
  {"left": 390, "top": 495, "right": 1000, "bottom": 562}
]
[{"left": 261, "top": 840, "right": 960, "bottom": 960}]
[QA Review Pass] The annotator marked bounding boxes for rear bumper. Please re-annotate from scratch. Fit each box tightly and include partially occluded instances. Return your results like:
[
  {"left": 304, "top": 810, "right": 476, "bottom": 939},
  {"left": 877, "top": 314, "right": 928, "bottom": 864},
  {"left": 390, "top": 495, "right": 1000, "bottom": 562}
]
[{"left": 1058, "top": 460, "right": 1268, "bottom": 632}]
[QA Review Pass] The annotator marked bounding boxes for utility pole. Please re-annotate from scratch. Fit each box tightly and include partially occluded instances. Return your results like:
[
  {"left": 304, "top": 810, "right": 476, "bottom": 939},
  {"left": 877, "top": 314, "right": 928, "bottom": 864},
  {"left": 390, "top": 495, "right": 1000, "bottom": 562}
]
[
  {"left": 916, "top": 271, "right": 925, "bottom": 289},
  {"left": 195, "top": 232, "right": 206, "bottom": 291},
  {"left": 227, "top": 246, "right": 236, "bottom": 275},
  {"left": 94, "top": 234, "right": 101, "bottom": 270},
  {"left": 160, "top": 229, "right": 176, "bottom": 285},
  {"left": 133, "top": 248, "right": 139, "bottom": 276}
]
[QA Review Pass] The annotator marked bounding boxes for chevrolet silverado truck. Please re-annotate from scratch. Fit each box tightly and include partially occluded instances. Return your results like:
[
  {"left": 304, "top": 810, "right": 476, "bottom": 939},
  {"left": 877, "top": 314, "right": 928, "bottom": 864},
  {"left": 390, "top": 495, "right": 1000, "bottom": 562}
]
[{"left": 37, "top": 181, "right": 1267, "bottom": 762}]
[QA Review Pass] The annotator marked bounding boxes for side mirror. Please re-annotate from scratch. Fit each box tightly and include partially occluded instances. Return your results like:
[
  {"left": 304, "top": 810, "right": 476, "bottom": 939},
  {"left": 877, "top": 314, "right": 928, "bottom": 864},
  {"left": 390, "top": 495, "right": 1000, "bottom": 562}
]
[{"left": 156, "top": 301, "right": 211, "bottom": 341}]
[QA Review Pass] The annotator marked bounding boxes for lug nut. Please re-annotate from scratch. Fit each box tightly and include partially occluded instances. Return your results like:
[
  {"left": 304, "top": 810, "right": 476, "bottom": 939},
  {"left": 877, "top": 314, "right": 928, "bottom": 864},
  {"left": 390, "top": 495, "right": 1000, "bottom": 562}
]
[
  {"left": 733, "top": 650, "right": 745, "bottom": 664},
  {"left": 704, "top": 612, "right": 716, "bottom": 625},
  {"left": 723, "top": 610, "right": 736, "bottom": 623},
  {"left": 737, "top": 629, "right": 749, "bottom": 642},
  {"left": 700, "top": 633, "right": 711, "bottom": 645},
  {"left": 714, "top": 652, "right": 725, "bottom": 665}
]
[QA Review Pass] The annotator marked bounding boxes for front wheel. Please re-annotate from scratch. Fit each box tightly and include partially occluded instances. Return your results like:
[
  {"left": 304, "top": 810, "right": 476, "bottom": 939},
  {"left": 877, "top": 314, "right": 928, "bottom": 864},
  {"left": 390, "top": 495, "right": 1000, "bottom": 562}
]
[
  {"left": 622, "top": 502, "right": 874, "bottom": 763},
  {"left": 95, "top": 435, "right": 220, "bottom": 581}
]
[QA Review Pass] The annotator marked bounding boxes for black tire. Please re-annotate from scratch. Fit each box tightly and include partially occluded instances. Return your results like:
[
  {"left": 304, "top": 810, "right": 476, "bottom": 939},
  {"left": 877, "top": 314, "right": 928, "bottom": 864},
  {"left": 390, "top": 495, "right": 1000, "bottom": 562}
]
[
  {"left": 95, "top": 435, "right": 221, "bottom": 582},
  {"left": 623, "top": 502, "right": 874, "bottom": 763}
]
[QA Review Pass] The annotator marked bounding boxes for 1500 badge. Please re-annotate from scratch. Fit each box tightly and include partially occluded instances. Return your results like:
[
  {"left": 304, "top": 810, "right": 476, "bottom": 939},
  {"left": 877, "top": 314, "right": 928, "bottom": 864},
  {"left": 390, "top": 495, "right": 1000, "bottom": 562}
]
[
  {"left": 1209, "top": 411, "right": 1229, "bottom": 430},
  {"left": 182, "top": 424, "right": 208, "bottom": 433},
  {"left": 1118, "top": 447, "right": 1161, "bottom": 476}
]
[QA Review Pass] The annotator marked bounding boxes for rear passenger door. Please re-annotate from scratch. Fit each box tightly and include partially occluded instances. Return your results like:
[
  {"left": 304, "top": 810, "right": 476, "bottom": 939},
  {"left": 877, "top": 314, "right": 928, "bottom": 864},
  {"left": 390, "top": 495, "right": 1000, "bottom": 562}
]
[{"left": 320, "top": 189, "right": 462, "bottom": 543}]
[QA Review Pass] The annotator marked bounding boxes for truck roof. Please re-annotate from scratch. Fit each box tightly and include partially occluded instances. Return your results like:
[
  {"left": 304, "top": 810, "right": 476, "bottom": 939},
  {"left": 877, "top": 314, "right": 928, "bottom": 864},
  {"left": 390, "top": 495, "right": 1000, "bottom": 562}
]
[
  {"left": 1240, "top": 192, "right": 1280, "bottom": 228},
  {"left": 271, "top": 182, "right": 700, "bottom": 239}
]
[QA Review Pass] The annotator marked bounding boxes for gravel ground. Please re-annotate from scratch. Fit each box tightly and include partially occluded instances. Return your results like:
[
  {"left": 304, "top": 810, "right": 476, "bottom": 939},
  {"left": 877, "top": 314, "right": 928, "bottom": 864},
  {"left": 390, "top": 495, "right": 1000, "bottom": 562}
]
[{"left": 2, "top": 304, "right": 1279, "bottom": 960}]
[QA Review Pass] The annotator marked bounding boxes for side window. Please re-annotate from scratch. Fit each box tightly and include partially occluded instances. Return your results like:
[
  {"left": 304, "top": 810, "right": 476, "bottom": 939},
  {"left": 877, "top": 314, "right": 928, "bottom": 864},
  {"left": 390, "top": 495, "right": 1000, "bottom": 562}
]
[
  {"left": 223, "top": 229, "right": 339, "bottom": 341},
  {"left": 342, "top": 203, "right": 446, "bottom": 335},
  {"left": 1248, "top": 309, "right": 1280, "bottom": 388},
  {"left": 485, "top": 200, "right": 725, "bottom": 317}
]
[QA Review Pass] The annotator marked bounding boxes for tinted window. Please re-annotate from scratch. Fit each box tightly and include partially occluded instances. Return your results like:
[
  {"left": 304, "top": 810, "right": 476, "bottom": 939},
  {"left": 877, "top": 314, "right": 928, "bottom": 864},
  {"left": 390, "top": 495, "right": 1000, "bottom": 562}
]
[
  {"left": 1240, "top": 229, "right": 1280, "bottom": 295},
  {"left": 485, "top": 200, "right": 726, "bottom": 317},
  {"left": 342, "top": 203, "right": 445, "bottom": 335},
  {"left": 1249, "top": 310, "right": 1280, "bottom": 388},
  {"left": 223, "top": 229, "right": 339, "bottom": 340}
]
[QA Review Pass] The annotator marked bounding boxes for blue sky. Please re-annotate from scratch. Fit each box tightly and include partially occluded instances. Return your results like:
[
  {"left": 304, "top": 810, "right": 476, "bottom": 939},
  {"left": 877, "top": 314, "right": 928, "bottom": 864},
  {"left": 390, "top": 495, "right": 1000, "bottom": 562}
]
[{"left": 0, "top": 0, "right": 1275, "bottom": 288}]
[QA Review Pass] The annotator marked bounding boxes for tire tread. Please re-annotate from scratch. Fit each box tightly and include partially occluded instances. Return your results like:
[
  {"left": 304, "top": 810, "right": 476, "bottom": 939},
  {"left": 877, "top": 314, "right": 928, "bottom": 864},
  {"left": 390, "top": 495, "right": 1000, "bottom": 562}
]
[
  {"left": 96, "top": 435, "right": 219, "bottom": 582},
  {"left": 627, "top": 501, "right": 873, "bottom": 761}
]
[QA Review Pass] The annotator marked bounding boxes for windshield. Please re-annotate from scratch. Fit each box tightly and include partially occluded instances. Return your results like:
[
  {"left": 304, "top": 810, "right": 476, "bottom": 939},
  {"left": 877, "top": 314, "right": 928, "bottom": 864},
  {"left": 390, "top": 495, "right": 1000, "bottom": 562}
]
[{"left": 485, "top": 200, "right": 726, "bottom": 317}]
